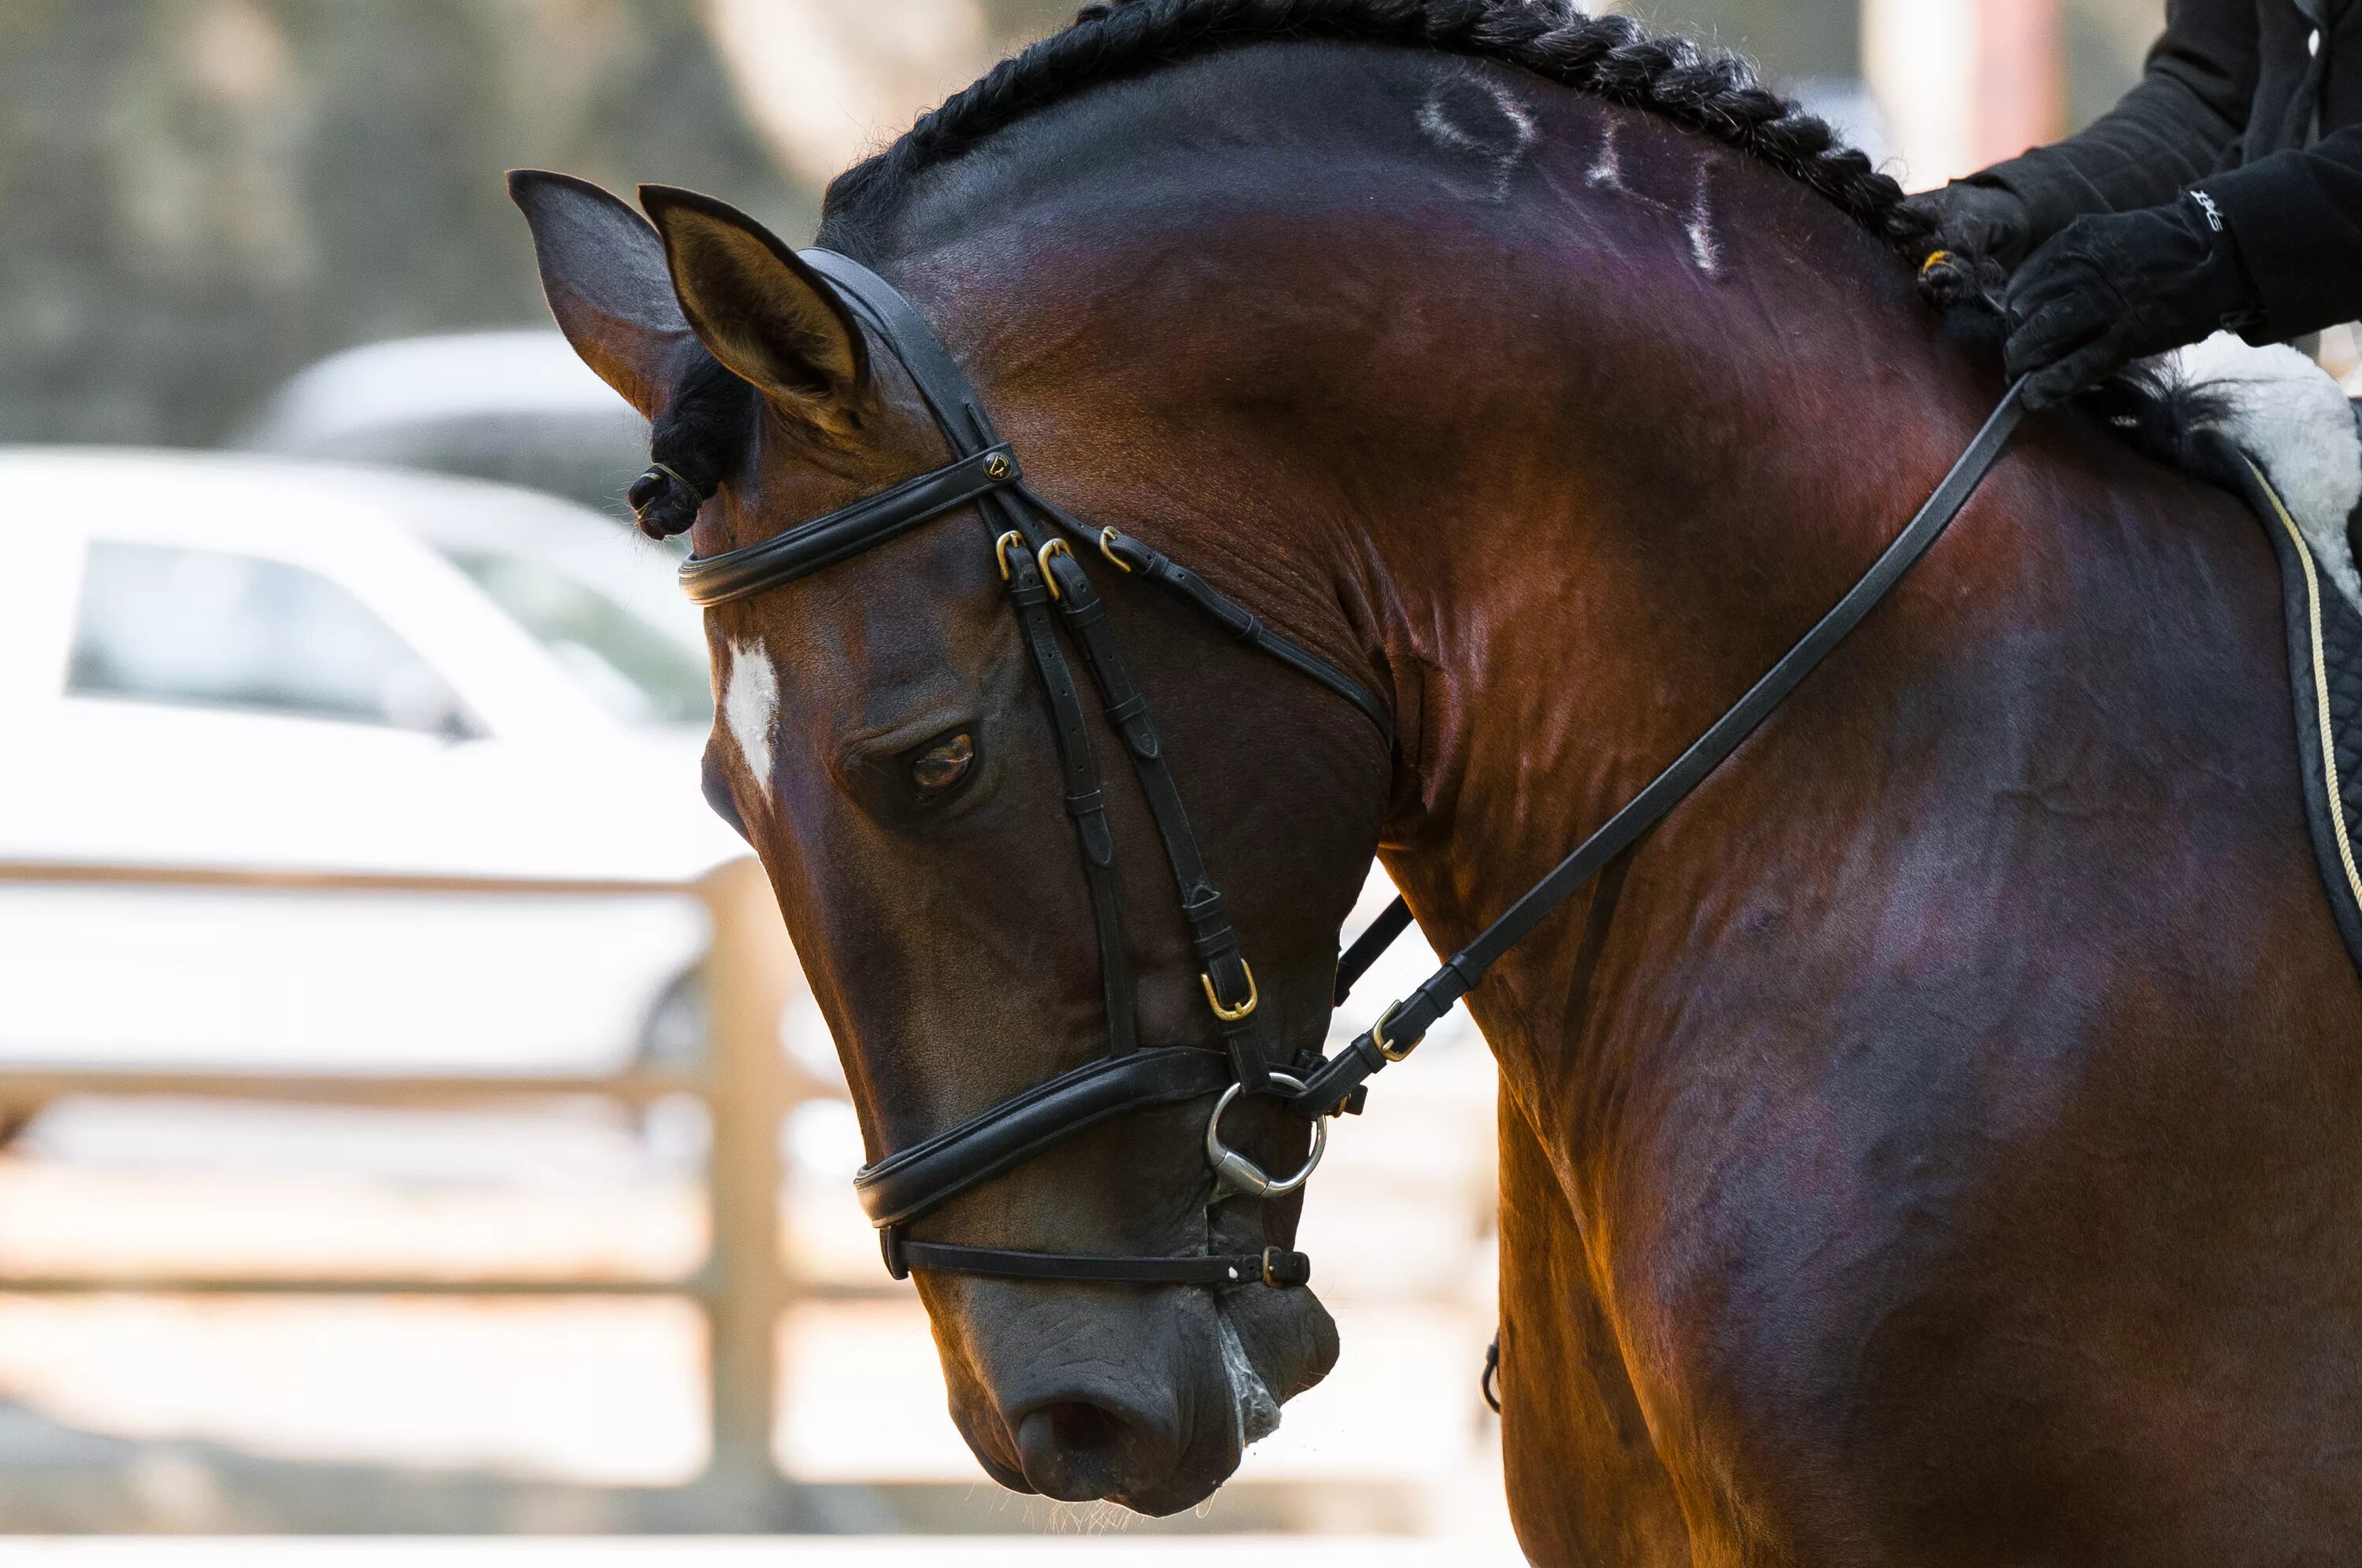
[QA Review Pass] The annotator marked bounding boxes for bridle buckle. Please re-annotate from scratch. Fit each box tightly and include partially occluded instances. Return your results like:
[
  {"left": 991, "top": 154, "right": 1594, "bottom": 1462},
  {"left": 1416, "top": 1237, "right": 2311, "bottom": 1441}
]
[
  {"left": 993, "top": 529, "right": 1028, "bottom": 581},
  {"left": 1036, "top": 537, "right": 1076, "bottom": 600},
  {"left": 1199, "top": 961, "right": 1258, "bottom": 1023}
]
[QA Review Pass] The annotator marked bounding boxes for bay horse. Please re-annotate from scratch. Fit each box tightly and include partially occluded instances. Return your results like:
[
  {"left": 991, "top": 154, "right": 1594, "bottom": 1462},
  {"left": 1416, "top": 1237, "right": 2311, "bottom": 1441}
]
[{"left": 513, "top": 1, "right": 2362, "bottom": 1559}]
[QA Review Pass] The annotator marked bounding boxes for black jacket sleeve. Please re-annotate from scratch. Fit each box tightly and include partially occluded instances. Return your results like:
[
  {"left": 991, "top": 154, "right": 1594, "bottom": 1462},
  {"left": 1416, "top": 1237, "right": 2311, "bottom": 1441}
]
[
  {"left": 2205, "top": 124, "right": 2362, "bottom": 340},
  {"left": 1973, "top": 0, "right": 2259, "bottom": 244}
]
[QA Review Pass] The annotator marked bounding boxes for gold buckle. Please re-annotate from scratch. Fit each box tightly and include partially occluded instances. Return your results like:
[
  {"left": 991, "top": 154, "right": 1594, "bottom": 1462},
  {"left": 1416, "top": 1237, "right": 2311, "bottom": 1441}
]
[
  {"left": 1200, "top": 961, "right": 1258, "bottom": 1022},
  {"left": 1036, "top": 537, "right": 1075, "bottom": 601},
  {"left": 993, "top": 530, "right": 1027, "bottom": 580},
  {"left": 1260, "top": 1247, "right": 1283, "bottom": 1287},
  {"left": 1371, "top": 1002, "right": 1415, "bottom": 1062},
  {"left": 1098, "top": 527, "right": 1134, "bottom": 572}
]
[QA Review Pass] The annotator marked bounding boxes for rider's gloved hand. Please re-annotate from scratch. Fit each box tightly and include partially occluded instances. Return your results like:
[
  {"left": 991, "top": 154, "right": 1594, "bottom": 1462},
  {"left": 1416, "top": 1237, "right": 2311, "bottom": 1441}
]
[
  {"left": 1898, "top": 180, "right": 2036, "bottom": 271},
  {"left": 2003, "top": 190, "right": 2268, "bottom": 409}
]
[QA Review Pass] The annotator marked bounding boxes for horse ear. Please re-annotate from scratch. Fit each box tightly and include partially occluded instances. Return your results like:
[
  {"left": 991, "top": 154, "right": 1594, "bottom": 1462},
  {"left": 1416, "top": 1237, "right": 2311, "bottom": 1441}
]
[
  {"left": 638, "top": 183, "right": 870, "bottom": 432},
  {"left": 507, "top": 169, "right": 698, "bottom": 421}
]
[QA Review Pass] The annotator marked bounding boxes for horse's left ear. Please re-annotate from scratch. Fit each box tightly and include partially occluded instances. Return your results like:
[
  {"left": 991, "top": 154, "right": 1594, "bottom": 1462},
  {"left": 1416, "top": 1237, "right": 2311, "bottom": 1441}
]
[
  {"left": 508, "top": 168, "right": 698, "bottom": 421},
  {"left": 639, "top": 184, "right": 870, "bottom": 434}
]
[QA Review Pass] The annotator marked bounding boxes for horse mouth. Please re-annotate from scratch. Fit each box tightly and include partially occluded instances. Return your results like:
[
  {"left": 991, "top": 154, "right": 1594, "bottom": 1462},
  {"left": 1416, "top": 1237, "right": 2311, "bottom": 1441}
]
[{"left": 953, "top": 1285, "right": 1332, "bottom": 1514}]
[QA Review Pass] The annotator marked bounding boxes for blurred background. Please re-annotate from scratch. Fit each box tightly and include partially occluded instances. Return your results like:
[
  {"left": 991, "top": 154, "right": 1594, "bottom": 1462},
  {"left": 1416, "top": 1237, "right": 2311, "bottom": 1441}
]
[{"left": 0, "top": 0, "right": 2205, "bottom": 1558}]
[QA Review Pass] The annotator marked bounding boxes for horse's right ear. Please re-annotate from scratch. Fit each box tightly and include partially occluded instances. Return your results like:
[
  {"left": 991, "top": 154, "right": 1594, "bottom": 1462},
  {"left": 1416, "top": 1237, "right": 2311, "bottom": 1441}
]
[
  {"left": 638, "top": 184, "right": 870, "bottom": 437},
  {"left": 507, "top": 168, "right": 698, "bottom": 420}
]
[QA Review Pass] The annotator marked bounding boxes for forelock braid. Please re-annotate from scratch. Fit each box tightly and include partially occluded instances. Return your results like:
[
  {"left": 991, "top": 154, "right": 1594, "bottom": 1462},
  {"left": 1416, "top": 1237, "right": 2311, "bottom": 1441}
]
[
  {"left": 626, "top": 349, "right": 755, "bottom": 542},
  {"left": 822, "top": 0, "right": 1933, "bottom": 260}
]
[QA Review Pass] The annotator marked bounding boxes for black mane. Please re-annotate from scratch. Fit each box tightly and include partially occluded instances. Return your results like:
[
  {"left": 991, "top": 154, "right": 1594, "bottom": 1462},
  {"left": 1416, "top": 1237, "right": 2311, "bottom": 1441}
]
[
  {"left": 816, "top": 0, "right": 1930, "bottom": 261},
  {"left": 637, "top": 0, "right": 2197, "bottom": 531}
]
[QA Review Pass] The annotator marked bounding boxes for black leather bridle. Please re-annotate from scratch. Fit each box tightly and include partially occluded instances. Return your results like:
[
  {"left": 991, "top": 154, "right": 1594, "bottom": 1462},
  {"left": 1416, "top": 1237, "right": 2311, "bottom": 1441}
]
[{"left": 671, "top": 246, "right": 2028, "bottom": 1292}]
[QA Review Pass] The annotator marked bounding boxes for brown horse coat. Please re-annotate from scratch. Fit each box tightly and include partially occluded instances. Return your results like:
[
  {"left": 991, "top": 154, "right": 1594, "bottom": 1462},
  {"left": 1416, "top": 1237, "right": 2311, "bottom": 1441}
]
[{"left": 518, "top": 17, "right": 2362, "bottom": 1561}]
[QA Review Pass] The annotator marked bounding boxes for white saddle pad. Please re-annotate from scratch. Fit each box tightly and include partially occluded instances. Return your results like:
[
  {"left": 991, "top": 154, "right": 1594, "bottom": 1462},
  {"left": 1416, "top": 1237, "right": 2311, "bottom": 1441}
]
[{"left": 2168, "top": 332, "right": 2362, "bottom": 608}]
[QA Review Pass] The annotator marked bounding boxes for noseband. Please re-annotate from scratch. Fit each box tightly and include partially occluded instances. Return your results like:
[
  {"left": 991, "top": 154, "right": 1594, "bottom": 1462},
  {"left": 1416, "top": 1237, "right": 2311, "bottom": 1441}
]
[{"left": 672, "top": 246, "right": 2027, "bottom": 1292}]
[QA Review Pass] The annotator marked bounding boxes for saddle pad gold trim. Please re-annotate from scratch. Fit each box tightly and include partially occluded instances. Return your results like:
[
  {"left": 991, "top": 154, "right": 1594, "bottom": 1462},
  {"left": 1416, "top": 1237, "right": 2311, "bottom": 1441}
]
[{"left": 2248, "top": 457, "right": 2362, "bottom": 917}]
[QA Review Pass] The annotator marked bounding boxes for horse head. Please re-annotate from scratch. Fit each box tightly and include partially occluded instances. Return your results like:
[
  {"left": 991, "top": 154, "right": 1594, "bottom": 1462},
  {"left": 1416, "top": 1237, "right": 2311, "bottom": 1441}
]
[{"left": 510, "top": 167, "right": 1391, "bottom": 1512}]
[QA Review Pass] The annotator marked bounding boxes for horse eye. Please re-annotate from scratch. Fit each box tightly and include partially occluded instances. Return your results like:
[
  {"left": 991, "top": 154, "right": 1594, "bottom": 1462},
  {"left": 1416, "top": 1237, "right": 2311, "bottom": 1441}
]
[{"left": 910, "top": 733, "right": 975, "bottom": 797}]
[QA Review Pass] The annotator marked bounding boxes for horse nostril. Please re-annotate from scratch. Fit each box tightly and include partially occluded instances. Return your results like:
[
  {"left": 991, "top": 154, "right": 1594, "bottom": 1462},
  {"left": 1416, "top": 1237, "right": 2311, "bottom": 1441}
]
[
  {"left": 1045, "top": 1400, "right": 1121, "bottom": 1452},
  {"left": 1013, "top": 1400, "right": 1138, "bottom": 1501}
]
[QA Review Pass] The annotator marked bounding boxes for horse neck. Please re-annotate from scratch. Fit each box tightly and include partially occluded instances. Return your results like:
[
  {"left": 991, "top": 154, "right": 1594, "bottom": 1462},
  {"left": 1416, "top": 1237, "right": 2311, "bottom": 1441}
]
[{"left": 1337, "top": 159, "right": 2127, "bottom": 1107}]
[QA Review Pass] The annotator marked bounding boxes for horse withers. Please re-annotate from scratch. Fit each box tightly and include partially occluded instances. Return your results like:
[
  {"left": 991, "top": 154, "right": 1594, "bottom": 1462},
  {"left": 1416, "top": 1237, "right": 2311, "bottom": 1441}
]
[{"left": 514, "top": 3, "right": 2362, "bottom": 1560}]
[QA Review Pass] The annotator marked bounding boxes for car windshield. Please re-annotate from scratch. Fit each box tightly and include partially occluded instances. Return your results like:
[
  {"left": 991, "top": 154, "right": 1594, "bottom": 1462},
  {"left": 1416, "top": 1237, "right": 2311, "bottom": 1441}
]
[
  {"left": 68, "top": 541, "right": 479, "bottom": 738},
  {"left": 442, "top": 549, "right": 711, "bottom": 728}
]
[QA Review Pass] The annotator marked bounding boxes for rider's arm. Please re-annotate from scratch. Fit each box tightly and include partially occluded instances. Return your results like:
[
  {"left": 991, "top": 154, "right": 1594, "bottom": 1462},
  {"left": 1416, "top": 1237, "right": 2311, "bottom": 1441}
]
[
  {"left": 1972, "top": 0, "right": 2259, "bottom": 248},
  {"left": 2201, "top": 125, "right": 2362, "bottom": 342}
]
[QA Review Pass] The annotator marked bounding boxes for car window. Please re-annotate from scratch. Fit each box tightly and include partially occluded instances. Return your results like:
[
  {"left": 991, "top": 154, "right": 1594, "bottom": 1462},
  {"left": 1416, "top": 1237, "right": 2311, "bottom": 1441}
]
[
  {"left": 67, "top": 541, "right": 479, "bottom": 736},
  {"left": 443, "top": 549, "right": 712, "bottom": 727}
]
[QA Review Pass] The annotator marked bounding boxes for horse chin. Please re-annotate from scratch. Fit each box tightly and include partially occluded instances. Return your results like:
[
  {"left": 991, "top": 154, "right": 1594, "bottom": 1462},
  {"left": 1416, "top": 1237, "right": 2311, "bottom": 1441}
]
[
  {"left": 1217, "top": 1275, "right": 1341, "bottom": 1418},
  {"left": 938, "top": 1279, "right": 1339, "bottom": 1515}
]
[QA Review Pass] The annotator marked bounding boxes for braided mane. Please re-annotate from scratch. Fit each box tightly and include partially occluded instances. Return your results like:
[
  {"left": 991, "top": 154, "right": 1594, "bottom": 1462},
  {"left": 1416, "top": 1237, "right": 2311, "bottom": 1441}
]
[
  {"left": 638, "top": 0, "right": 2187, "bottom": 545},
  {"left": 632, "top": 0, "right": 2008, "bottom": 541},
  {"left": 819, "top": 0, "right": 1931, "bottom": 260}
]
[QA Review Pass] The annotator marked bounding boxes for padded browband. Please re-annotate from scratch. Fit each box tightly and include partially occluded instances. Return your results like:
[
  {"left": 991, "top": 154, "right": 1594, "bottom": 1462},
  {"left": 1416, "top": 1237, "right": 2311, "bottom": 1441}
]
[
  {"left": 853, "top": 1045, "right": 1235, "bottom": 1229},
  {"left": 679, "top": 443, "right": 1020, "bottom": 607}
]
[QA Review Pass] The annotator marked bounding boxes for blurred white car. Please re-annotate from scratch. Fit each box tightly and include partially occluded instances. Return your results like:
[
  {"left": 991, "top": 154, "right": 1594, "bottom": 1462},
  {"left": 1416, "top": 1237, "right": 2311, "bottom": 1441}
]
[
  {"left": 377, "top": 465, "right": 713, "bottom": 734},
  {"left": 0, "top": 449, "right": 744, "bottom": 1077},
  {"left": 233, "top": 331, "right": 650, "bottom": 523}
]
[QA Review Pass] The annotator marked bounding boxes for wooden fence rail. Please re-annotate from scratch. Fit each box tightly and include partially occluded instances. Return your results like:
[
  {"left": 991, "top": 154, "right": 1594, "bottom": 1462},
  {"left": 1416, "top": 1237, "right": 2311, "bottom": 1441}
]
[{"left": 0, "top": 854, "right": 853, "bottom": 1489}]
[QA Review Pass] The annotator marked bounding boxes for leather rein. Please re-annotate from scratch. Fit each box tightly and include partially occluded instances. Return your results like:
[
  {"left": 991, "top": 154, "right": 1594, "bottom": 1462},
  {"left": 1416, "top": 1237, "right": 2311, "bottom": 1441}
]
[{"left": 670, "top": 246, "right": 2029, "bottom": 1292}]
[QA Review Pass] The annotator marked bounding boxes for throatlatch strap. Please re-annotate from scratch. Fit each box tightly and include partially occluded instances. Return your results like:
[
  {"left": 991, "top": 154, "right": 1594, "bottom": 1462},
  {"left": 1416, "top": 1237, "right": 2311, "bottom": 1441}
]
[
  {"left": 1290, "top": 380, "right": 2031, "bottom": 1119},
  {"left": 1045, "top": 505, "right": 1395, "bottom": 755}
]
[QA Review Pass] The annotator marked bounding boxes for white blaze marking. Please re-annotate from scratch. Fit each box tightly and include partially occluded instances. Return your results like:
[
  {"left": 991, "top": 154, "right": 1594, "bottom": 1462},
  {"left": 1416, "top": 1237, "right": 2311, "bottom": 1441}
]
[{"left": 724, "top": 638, "right": 779, "bottom": 800}]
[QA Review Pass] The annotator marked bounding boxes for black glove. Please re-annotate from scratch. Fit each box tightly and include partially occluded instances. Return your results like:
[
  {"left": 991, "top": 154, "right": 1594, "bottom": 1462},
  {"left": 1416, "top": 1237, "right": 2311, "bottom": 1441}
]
[
  {"left": 1898, "top": 180, "right": 2035, "bottom": 271},
  {"left": 2003, "top": 190, "right": 2268, "bottom": 409}
]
